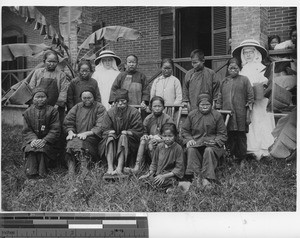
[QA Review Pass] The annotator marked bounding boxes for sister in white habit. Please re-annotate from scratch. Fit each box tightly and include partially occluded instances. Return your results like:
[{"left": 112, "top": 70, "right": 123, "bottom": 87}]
[
  {"left": 92, "top": 50, "right": 121, "bottom": 110},
  {"left": 233, "top": 39, "right": 275, "bottom": 160}
]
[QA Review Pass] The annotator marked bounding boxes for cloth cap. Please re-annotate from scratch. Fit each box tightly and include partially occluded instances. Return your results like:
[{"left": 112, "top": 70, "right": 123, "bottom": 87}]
[
  {"left": 94, "top": 50, "right": 121, "bottom": 66},
  {"left": 232, "top": 39, "right": 267, "bottom": 60},
  {"left": 197, "top": 93, "right": 212, "bottom": 105},
  {"left": 114, "top": 89, "right": 129, "bottom": 102},
  {"left": 32, "top": 87, "right": 48, "bottom": 98},
  {"left": 80, "top": 86, "right": 96, "bottom": 99}
]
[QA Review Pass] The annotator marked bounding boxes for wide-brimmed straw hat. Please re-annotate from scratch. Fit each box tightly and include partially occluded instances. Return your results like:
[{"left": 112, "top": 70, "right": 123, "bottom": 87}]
[
  {"left": 232, "top": 39, "right": 268, "bottom": 60},
  {"left": 94, "top": 50, "right": 121, "bottom": 66}
]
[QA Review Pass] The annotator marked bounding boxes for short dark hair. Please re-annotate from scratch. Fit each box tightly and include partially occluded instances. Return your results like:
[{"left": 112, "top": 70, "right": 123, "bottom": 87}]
[
  {"left": 78, "top": 60, "right": 93, "bottom": 72},
  {"left": 150, "top": 96, "right": 165, "bottom": 109},
  {"left": 160, "top": 122, "right": 178, "bottom": 137},
  {"left": 161, "top": 58, "right": 174, "bottom": 69},
  {"left": 227, "top": 57, "right": 241, "bottom": 69},
  {"left": 190, "top": 49, "right": 205, "bottom": 60},
  {"left": 43, "top": 50, "right": 59, "bottom": 63},
  {"left": 126, "top": 54, "right": 138, "bottom": 63},
  {"left": 268, "top": 35, "right": 281, "bottom": 49}
]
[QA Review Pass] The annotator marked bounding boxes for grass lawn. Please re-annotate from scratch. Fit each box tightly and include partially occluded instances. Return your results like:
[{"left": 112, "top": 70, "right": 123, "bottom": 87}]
[{"left": 1, "top": 123, "right": 296, "bottom": 212}]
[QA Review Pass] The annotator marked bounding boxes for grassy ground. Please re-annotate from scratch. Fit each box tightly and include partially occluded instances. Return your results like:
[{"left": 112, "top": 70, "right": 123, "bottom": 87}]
[{"left": 1, "top": 124, "right": 296, "bottom": 212}]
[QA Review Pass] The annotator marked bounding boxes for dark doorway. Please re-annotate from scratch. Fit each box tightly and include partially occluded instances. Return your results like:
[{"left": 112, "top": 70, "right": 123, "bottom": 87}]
[{"left": 176, "top": 7, "right": 212, "bottom": 78}]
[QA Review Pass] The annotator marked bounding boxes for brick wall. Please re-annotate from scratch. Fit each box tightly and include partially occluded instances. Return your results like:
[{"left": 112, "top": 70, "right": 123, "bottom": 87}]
[
  {"left": 266, "top": 7, "right": 297, "bottom": 45},
  {"left": 231, "top": 7, "right": 268, "bottom": 50},
  {"left": 231, "top": 7, "right": 297, "bottom": 51},
  {"left": 88, "top": 6, "right": 165, "bottom": 79}
]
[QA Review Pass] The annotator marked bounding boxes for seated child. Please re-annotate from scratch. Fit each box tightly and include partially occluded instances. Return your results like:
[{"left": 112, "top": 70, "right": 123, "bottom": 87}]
[
  {"left": 124, "top": 96, "right": 174, "bottom": 174},
  {"left": 139, "top": 123, "right": 184, "bottom": 193},
  {"left": 22, "top": 88, "right": 61, "bottom": 179}
]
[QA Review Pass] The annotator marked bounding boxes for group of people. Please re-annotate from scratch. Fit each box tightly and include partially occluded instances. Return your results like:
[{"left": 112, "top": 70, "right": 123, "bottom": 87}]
[{"left": 22, "top": 29, "right": 296, "bottom": 192}]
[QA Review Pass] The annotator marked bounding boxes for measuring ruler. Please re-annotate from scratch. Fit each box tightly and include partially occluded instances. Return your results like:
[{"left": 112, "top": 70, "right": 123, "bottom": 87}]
[{"left": 0, "top": 213, "right": 148, "bottom": 237}]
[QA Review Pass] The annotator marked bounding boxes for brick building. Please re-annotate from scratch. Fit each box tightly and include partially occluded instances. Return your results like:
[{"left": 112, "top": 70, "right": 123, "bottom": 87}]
[{"left": 2, "top": 6, "right": 297, "bottom": 91}]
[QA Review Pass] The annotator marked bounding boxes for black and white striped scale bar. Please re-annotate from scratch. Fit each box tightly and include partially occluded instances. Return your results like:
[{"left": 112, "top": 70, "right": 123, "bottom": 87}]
[{"left": 0, "top": 212, "right": 148, "bottom": 237}]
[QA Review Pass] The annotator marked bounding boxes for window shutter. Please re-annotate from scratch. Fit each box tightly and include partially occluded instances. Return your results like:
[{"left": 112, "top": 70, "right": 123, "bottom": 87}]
[
  {"left": 212, "top": 7, "right": 230, "bottom": 55},
  {"left": 160, "top": 10, "right": 174, "bottom": 59},
  {"left": 160, "top": 13, "right": 173, "bottom": 36}
]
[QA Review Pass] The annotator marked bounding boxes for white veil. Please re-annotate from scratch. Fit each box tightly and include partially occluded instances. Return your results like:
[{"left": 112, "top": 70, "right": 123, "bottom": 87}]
[{"left": 92, "top": 58, "right": 120, "bottom": 109}]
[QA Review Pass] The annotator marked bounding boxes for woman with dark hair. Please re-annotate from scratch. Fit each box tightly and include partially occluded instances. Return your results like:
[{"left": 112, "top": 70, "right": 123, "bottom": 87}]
[
  {"left": 29, "top": 50, "right": 69, "bottom": 115},
  {"left": 22, "top": 88, "right": 61, "bottom": 179},
  {"left": 64, "top": 87, "right": 106, "bottom": 176},
  {"left": 67, "top": 60, "right": 101, "bottom": 111},
  {"left": 182, "top": 94, "right": 227, "bottom": 189},
  {"left": 268, "top": 35, "right": 281, "bottom": 50},
  {"left": 150, "top": 58, "right": 182, "bottom": 106}
]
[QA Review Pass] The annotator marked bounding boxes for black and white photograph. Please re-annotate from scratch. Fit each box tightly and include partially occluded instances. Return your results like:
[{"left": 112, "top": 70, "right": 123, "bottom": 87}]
[{"left": 1, "top": 2, "right": 299, "bottom": 237}]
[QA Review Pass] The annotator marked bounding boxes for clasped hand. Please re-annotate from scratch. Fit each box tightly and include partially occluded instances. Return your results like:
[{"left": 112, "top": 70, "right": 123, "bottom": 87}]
[
  {"left": 186, "top": 139, "right": 196, "bottom": 148},
  {"left": 30, "top": 139, "right": 46, "bottom": 149}
]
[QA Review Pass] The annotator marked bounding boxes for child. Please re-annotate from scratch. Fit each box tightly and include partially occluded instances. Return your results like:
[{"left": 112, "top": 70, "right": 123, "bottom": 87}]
[
  {"left": 67, "top": 60, "right": 101, "bottom": 111},
  {"left": 109, "top": 54, "right": 149, "bottom": 111},
  {"left": 182, "top": 49, "right": 219, "bottom": 111},
  {"left": 124, "top": 96, "right": 174, "bottom": 174},
  {"left": 22, "top": 88, "right": 61, "bottom": 179},
  {"left": 216, "top": 57, "right": 254, "bottom": 165},
  {"left": 139, "top": 123, "right": 184, "bottom": 193}
]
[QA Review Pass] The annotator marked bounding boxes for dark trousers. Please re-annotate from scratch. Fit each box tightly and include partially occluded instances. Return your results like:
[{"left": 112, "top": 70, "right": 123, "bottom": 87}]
[
  {"left": 25, "top": 152, "right": 49, "bottom": 178},
  {"left": 185, "top": 146, "right": 219, "bottom": 180},
  {"left": 227, "top": 131, "right": 247, "bottom": 160}
]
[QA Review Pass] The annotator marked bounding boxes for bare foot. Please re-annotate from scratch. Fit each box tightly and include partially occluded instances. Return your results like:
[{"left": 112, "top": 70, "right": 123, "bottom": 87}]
[
  {"left": 112, "top": 169, "right": 123, "bottom": 175},
  {"left": 178, "top": 181, "right": 191, "bottom": 193},
  {"left": 123, "top": 167, "right": 132, "bottom": 174},
  {"left": 202, "top": 178, "right": 212, "bottom": 189},
  {"left": 106, "top": 169, "right": 114, "bottom": 175},
  {"left": 166, "top": 187, "right": 175, "bottom": 194}
]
